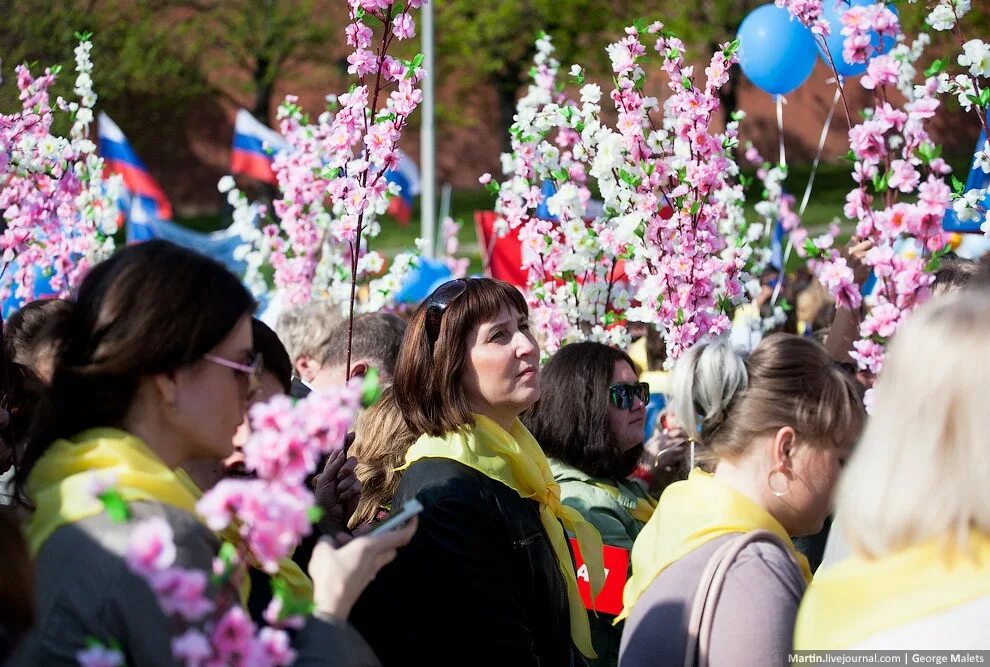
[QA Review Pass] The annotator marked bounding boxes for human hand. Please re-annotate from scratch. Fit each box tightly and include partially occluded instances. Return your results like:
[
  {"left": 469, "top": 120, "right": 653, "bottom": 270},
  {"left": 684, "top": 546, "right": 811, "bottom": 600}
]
[{"left": 313, "top": 444, "right": 362, "bottom": 540}]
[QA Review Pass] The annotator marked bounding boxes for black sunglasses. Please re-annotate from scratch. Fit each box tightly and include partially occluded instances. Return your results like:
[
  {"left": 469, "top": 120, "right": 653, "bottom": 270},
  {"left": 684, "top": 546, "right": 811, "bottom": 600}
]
[
  {"left": 424, "top": 278, "right": 469, "bottom": 346},
  {"left": 609, "top": 382, "right": 650, "bottom": 410}
]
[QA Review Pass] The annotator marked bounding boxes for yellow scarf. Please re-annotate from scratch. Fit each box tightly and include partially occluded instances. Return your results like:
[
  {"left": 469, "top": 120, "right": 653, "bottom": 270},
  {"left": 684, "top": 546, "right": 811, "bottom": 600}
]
[
  {"left": 592, "top": 481, "right": 657, "bottom": 525},
  {"left": 25, "top": 428, "right": 312, "bottom": 604},
  {"left": 795, "top": 531, "right": 990, "bottom": 650},
  {"left": 402, "top": 415, "right": 606, "bottom": 659},
  {"left": 618, "top": 468, "right": 812, "bottom": 621}
]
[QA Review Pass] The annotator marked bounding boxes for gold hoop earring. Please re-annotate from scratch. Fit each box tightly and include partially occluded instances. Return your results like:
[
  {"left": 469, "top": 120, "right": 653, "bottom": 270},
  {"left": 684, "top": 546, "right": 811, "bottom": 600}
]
[{"left": 768, "top": 469, "right": 790, "bottom": 497}]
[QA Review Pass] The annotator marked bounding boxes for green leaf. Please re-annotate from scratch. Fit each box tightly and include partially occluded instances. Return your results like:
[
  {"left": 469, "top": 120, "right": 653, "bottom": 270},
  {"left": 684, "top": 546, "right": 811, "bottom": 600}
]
[
  {"left": 485, "top": 181, "right": 500, "bottom": 195},
  {"left": 951, "top": 175, "right": 965, "bottom": 195},
  {"left": 306, "top": 506, "right": 325, "bottom": 524},
  {"left": 681, "top": 76, "right": 693, "bottom": 90},
  {"left": 724, "top": 39, "right": 741, "bottom": 57},
  {"left": 360, "top": 366, "right": 381, "bottom": 408},
  {"left": 690, "top": 200, "right": 701, "bottom": 215},
  {"left": 74, "top": 30, "right": 93, "bottom": 42},
  {"left": 778, "top": 296, "right": 793, "bottom": 313},
  {"left": 924, "top": 243, "right": 953, "bottom": 273},
  {"left": 924, "top": 59, "right": 945, "bottom": 78},
  {"left": 270, "top": 576, "right": 315, "bottom": 622},
  {"left": 981, "top": 89, "right": 990, "bottom": 107},
  {"left": 98, "top": 489, "right": 130, "bottom": 523},
  {"left": 633, "top": 18, "right": 649, "bottom": 33},
  {"left": 674, "top": 308, "right": 685, "bottom": 326},
  {"left": 804, "top": 238, "right": 824, "bottom": 259}
]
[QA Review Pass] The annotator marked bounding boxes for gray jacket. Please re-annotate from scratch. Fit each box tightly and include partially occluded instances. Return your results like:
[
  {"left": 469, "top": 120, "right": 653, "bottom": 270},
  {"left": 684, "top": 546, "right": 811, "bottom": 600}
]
[
  {"left": 9, "top": 501, "right": 380, "bottom": 666},
  {"left": 619, "top": 534, "right": 806, "bottom": 667}
]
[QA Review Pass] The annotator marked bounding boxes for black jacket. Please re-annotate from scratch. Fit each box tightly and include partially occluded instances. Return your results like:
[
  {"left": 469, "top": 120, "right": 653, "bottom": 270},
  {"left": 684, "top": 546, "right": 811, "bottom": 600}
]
[{"left": 350, "top": 457, "right": 578, "bottom": 666}]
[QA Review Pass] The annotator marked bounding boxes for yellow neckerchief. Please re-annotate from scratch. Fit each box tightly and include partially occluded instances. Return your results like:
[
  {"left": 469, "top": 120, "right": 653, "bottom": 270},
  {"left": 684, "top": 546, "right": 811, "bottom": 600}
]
[
  {"left": 25, "top": 427, "right": 312, "bottom": 605},
  {"left": 402, "top": 415, "right": 606, "bottom": 659},
  {"left": 795, "top": 531, "right": 990, "bottom": 650},
  {"left": 618, "top": 467, "right": 812, "bottom": 621},
  {"left": 591, "top": 481, "right": 657, "bottom": 524}
]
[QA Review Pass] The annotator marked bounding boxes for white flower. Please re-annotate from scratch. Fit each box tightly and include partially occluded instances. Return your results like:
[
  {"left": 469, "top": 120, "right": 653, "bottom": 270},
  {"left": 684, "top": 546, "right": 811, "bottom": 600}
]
[
  {"left": 217, "top": 175, "right": 237, "bottom": 193},
  {"left": 580, "top": 83, "right": 602, "bottom": 105},
  {"left": 927, "top": 4, "right": 956, "bottom": 30},
  {"left": 570, "top": 64, "right": 583, "bottom": 78},
  {"left": 975, "top": 145, "right": 990, "bottom": 174},
  {"left": 958, "top": 39, "right": 990, "bottom": 78},
  {"left": 954, "top": 188, "right": 985, "bottom": 222}
]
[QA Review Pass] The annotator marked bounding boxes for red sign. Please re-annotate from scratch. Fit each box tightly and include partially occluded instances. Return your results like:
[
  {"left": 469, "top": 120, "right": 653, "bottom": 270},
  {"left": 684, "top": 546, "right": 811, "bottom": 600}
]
[{"left": 569, "top": 538, "right": 630, "bottom": 616}]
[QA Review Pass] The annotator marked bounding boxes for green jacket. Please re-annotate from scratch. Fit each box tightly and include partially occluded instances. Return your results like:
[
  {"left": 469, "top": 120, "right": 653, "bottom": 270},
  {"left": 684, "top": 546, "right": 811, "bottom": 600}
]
[
  {"left": 550, "top": 459, "right": 656, "bottom": 667},
  {"left": 550, "top": 458, "right": 653, "bottom": 550}
]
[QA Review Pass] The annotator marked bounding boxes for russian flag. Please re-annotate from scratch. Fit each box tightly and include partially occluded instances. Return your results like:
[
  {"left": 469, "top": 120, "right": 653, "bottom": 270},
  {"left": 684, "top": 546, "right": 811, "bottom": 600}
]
[
  {"left": 230, "top": 109, "right": 287, "bottom": 185},
  {"left": 98, "top": 112, "right": 173, "bottom": 223},
  {"left": 384, "top": 150, "right": 420, "bottom": 225}
]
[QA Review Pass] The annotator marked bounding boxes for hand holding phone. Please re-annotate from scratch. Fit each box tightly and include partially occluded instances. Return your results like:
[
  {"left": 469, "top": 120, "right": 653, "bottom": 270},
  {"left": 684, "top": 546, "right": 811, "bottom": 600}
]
[{"left": 369, "top": 499, "right": 423, "bottom": 537}]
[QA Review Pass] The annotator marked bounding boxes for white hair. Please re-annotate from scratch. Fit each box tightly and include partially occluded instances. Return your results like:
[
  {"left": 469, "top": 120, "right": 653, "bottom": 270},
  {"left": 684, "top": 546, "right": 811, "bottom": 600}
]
[
  {"left": 836, "top": 289, "right": 990, "bottom": 558},
  {"left": 274, "top": 300, "right": 342, "bottom": 368}
]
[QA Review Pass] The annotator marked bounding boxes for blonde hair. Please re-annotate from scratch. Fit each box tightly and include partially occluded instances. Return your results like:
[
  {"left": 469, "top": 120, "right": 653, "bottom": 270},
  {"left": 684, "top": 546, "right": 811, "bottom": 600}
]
[
  {"left": 671, "top": 334, "right": 864, "bottom": 465},
  {"left": 836, "top": 289, "right": 990, "bottom": 558},
  {"left": 348, "top": 386, "right": 417, "bottom": 528},
  {"left": 274, "top": 300, "right": 342, "bottom": 370}
]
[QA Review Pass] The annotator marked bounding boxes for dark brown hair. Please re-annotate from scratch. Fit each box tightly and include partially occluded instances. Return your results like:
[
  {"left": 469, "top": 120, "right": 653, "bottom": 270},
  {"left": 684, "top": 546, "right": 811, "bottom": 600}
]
[
  {"left": 393, "top": 278, "right": 528, "bottom": 437},
  {"left": 0, "top": 509, "right": 33, "bottom": 660},
  {"left": 522, "top": 341, "right": 640, "bottom": 478},
  {"left": 251, "top": 318, "right": 292, "bottom": 394},
  {"left": 18, "top": 240, "right": 255, "bottom": 483},
  {"left": 5, "top": 298, "right": 73, "bottom": 376}
]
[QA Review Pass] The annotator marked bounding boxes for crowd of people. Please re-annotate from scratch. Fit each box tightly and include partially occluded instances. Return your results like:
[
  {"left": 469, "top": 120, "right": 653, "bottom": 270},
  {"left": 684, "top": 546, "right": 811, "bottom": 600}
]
[{"left": 0, "top": 237, "right": 988, "bottom": 666}]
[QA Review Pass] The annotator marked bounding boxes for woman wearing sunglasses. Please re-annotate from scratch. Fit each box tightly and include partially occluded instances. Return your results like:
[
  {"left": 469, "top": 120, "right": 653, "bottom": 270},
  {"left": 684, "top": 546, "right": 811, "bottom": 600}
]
[
  {"left": 522, "top": 341, "right": 655, "bottom": 667},
  {"left": 350, "top": 277, "right": 606, "bottom": 666},
  {"left": 11, "top": 241, "right": 398, "bottom": 666}
]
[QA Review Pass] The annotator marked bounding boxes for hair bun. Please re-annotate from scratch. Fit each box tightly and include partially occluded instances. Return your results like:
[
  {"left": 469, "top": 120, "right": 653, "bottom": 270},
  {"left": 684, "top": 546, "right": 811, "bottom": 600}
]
[{"left": 669, "top": 337, "right": 748, "bottom": 446}]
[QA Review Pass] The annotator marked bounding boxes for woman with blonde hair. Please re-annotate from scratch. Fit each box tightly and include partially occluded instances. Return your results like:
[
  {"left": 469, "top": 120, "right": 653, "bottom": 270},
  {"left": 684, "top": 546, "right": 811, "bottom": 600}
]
[
  {"left": 347, "top": 387, "right": 416, "bottom": 528},
  {"left": 795, "top": 290, "right": 990, "bottom": 650},
  {"left": 619, "top": 334, "right": 864, "bottom": 667}
]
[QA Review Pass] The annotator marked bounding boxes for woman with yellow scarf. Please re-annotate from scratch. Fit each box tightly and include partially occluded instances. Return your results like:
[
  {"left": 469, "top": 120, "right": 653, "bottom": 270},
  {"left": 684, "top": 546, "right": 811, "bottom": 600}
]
[
  {"left": 10, "top": 241, "right": 395, "bottom": 666},
  {"left": 349, "top": 278, "right": 606, "bottom": 666},
  {"left": 618, "top": 335, "right": 864, "bottom": 667},
  {"left": 795, "top": 291, "right": 990, "bottom": 650}
]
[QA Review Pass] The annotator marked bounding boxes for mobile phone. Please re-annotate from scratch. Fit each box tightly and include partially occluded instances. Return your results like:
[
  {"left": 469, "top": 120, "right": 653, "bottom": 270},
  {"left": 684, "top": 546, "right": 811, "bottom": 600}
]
[{"left": 368, "top": 499, "right": 423, "bottom": 537}]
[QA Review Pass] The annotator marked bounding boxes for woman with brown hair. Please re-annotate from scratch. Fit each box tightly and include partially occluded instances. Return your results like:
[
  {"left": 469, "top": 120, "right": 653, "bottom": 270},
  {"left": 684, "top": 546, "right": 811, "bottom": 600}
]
[
  {"left": 350, "top": 277, "right": 605, "bottom": 666},
  {"left": 347, "top": 387, "right": 415, "bottom": 528},
  {"left": 618, "top": 334, "right": 864, "bottom": 667},
  {"left": 10, "top": 241, "right": 408, "bottom": 666}
]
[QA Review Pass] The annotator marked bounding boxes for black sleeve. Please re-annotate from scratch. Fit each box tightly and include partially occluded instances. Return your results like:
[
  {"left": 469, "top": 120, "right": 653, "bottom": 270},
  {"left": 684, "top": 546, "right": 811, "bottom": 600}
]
[{"left": 352, "top": 477, "right": 545, "bottom": 666}]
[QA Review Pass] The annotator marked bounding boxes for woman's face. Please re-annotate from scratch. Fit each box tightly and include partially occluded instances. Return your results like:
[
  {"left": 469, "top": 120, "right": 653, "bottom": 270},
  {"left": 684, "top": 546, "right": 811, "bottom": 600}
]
[
  {"left": 771, "top": 435, "right": 852, "bottom": 537},
  {"left": 461, "top": 305, "right": 541, "bottom": 425},
  {"left": 171, "top": 314, "right": 254, "bottom": 462},
  {"left": 607, "top": 360, "right": 647, "bottom": 452},
  {"left": 228, "top": 370, "right": 287, "bottom": 472}
]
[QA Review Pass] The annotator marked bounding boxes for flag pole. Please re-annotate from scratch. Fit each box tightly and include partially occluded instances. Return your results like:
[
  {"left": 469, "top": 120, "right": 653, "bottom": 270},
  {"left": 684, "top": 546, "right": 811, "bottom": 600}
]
[{"left": 420, "top": 2, "right": 436, "bottom": 259}]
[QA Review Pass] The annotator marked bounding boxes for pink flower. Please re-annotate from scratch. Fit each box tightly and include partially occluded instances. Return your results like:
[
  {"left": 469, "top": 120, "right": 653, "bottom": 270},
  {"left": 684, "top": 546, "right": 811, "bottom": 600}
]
[
  {"left": 860, "top": 302, "right": 900, "bottom": 338},
  {"left": 887, "top": 160, "right": 920, "bottom": 193},
  {"left": 149, "top": 567, "right": 214, "bottom": 621},
  {"left": 212, "top": 607, "right": 255, "bottom": 659},
  {"left": 392, "top": 12, "right": 415, "bottom": 40},
  {"left": 172, "top": 629, "right": 212, "bottom": 667},
  {"left": 252, "top": 628, "right": 297, "bottom": 666},
  {"left": 861, "top": 55, "right": 899, "bottom": 90},
  {"left": 76, "top": 645, "right": 125, "bottom": 667},
  {"left": 126, "top": 517, "right": 177, "bottom": 577}
]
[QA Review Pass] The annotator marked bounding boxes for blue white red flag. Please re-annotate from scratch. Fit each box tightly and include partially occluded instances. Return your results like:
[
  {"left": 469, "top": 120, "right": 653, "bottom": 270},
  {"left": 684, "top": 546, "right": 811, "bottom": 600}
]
[
  {"left": 230, "top": 108, "right": 288, "bottom": 185},
  {"left": 384, "top": 149, "right": 421, "bottom": 225},
  {"left": 98, "top": 113, "right": 173, "bottom": 242}
]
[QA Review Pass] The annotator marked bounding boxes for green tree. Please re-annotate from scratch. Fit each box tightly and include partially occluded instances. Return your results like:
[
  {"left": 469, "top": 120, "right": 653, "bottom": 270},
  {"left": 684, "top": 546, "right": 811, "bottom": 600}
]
[{"left": 434, "top": 0, "right": 632, "bottom": 153}]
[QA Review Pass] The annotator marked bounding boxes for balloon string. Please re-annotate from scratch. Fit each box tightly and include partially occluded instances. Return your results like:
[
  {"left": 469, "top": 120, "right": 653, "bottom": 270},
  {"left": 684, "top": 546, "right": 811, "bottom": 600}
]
[
  {"left": 799, "top": 86, "right": 841, "bottom": 217},
  {"left": 776, "top": 94, "right": 786, "bottom": 169},
  {"left": 770, "top": 88, "right": 838, "bottom": 307}
]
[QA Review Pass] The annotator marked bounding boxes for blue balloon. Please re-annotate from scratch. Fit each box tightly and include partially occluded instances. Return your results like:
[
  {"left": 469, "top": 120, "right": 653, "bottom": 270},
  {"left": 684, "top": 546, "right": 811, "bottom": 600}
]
[
  {"left": 738, "top": 4, "right": 818, "bottom": 96},
  {"left": 394, "top": 257, "right": 453, "bottom": 304},
  {"left": 818, "top": 0, "right": 897, "bottom": 78}
]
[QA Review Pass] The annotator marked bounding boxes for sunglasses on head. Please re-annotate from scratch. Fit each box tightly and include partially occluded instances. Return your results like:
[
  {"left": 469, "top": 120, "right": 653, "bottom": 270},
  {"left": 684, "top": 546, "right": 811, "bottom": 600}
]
[
  {"left": 609, "top": 382, "right": 650, "bottom": 410},
  {"left": 424, "top": 278, "right": 469, "bottom": 346}
]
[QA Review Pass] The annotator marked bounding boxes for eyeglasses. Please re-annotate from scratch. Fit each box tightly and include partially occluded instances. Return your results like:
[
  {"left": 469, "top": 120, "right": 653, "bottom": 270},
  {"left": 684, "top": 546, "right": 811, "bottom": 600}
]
[
  {"left": 609, "top": 382, "right": 650, "bottom": 410},
  {"left": 204, "top": 352, "right": 264, "bottom": 398},
  {"left": 424, "top": 278, "right": 469, "bottom": 346}
]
